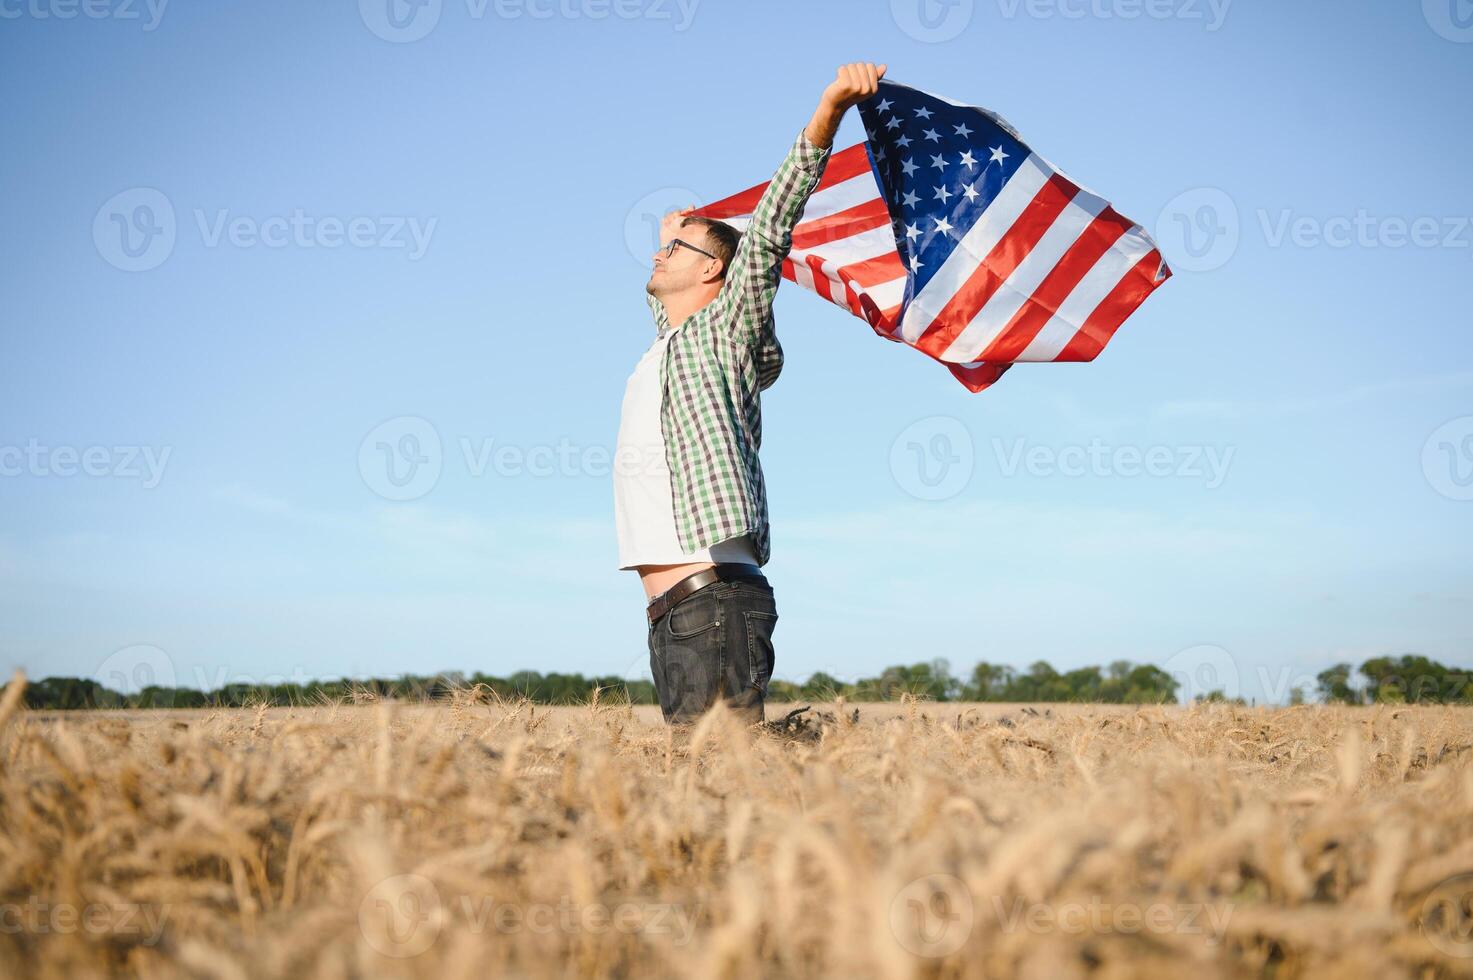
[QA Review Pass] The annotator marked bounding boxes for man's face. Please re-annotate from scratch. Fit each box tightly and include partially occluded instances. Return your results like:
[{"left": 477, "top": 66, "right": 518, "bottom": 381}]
[{"left": 646, "top": 223, "right": 718, "bottom": 298}]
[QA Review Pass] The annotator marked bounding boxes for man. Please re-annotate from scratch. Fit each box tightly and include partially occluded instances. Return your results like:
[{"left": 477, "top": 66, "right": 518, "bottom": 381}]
[{"left": 613, "top": 62, "right": 887, "bottom": 725}]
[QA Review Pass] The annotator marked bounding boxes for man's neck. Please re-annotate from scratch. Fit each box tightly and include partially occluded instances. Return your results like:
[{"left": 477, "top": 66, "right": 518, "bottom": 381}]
[{"left": 657, "top": 286, "right": 720, "bottom": 332}]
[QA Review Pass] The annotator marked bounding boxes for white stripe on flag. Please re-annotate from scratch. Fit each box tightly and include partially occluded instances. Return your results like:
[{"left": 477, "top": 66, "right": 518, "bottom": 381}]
[
  {"left": 1014, "top": 225, "right": 1158, "bottom": 362},
  {"left": 939, "top": 190, "right": 1107, "bottom": 363},
  {"left": 799, "top": 172, "right": 884, "bottom": 221},
  {"left": 791, "top": 257, "right": 815, "bottom": 291},
  {"left": 789, "top": 225, "right": 895, "bottom": 268},
  {"left": 897, "top": 153, "right": 1052, "bottom": 345},
  {"left": 861, "top": 274, "right": 907, "bottom": 311}
]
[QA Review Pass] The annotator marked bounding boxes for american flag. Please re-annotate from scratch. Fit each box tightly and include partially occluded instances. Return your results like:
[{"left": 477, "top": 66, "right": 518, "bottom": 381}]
[{"left": 693, "top": 80, "right": 1171, "bottom": 392}]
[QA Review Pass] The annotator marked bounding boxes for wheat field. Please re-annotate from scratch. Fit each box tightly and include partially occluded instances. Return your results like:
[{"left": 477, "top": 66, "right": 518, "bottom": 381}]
[{"left": 3, "top": 675, "right": 1473, "bottom": 979}]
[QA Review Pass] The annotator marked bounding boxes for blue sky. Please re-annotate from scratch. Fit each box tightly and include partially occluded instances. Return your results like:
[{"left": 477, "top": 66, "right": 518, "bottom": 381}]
[{"left": 2, "top": 0, "right": 1470, "bottom": 703}]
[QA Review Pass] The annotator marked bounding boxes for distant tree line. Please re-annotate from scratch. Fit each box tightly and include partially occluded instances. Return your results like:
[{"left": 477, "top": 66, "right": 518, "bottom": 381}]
[
  {"left": 15, "top": 654, "right": 1471, "bottom": 710},
  {"left": 767, "top": 659, "right": 1186, "bottom": 704},
  {"left": 19, "top": 671, "right": 656, "bottom": 711},
  {"left": 1316, "top": 656, "right": 1473, "bottom": 704}
]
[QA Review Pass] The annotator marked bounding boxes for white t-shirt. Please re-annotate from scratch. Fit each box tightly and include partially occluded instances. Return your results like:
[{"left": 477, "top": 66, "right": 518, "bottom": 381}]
[{"left": 613, "top": 324, "right": 757, "bottom": 570}]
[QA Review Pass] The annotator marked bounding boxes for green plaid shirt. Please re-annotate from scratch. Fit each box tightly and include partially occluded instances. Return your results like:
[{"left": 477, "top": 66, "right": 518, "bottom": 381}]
[{"left": 645, "top": 129, "right": 831, "bottom": 567}]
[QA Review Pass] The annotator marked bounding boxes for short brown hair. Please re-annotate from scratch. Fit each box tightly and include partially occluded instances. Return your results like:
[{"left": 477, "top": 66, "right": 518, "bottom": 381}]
[{"left": 680, "top": 216, "right": 741, "bottom": 278}]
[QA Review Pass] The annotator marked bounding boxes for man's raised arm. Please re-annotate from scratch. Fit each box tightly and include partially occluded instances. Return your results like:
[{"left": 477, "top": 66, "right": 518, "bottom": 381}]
[
  {"left": 718, "top": 62, "right": 887, "bottom": 343},
  {"left": 804, "top": 62, "right": 886, "bottom": 151}
]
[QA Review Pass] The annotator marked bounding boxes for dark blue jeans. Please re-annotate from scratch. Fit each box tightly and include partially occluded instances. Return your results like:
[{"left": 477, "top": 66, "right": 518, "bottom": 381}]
[{"left": 647, "top": 577, "right": 778, "bottom": 725}]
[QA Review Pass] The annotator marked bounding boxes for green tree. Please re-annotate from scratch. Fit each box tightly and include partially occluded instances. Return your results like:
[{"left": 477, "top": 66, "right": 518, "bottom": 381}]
[{"left": 1316, "top": 664, "right": 1360, "bottom": 704}]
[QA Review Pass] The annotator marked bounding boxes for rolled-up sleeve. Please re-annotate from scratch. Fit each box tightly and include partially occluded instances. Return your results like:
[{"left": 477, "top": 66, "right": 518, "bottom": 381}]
[{"left": 714, "top": 129, "right": 831, "bottom": 345}]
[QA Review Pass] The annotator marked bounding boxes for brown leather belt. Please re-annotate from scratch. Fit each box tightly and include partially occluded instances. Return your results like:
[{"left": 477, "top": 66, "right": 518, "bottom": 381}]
[{"left": 646, "top": 562, "right": 766, "bottom": 626}]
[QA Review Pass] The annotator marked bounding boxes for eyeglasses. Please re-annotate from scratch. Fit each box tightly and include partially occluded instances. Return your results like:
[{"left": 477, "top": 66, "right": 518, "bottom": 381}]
[{"left": 662, "top": 237, "right": 717, "bottom": 262}]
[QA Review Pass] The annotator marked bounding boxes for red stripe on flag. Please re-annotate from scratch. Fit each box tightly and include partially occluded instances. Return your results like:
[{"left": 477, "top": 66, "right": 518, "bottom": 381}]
[
  {"left": 835, "top": 251, "right": 906, "bottom": 289},
  {"left": 1056, "top": 250, "right": 1168, "bottom": 362},
  {"left": 695, "top": 186, "right": 765, "bottom": 221},
  {"left": 841, "top": 276, "right": 865, "bottom": 318},
  {"left": 913, "top": 173, "right": 1078, "bottom": 360},
  {"left": 791, "top": 198, "right": 892, "bottom": 249},
  {"left": 692, "top": 144, "right": 877, "bottom": 220},
  {"left": 804, "top": 254, "right": 834, "bottom": 303},
  {"left": 974, "top": 206, "right": 1132, "bottom": 364},
  {"left": 814, "top": 143, "right": 877, "bottom": 189}
]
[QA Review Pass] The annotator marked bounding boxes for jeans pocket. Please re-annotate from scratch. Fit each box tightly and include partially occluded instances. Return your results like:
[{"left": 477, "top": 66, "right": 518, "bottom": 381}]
[
  {"left": 743, "top": 610, "right": 778, "bottom": 694},
  {"left": 666, "top": 587, "right": 721, "bottom": 639}
]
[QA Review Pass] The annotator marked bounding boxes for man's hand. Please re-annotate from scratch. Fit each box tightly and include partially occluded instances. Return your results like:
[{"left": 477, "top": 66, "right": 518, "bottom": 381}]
[
  {"left": 659, "top": 207, "right": 694, "bottom": 249},
  {"left": 821, "top": 62, "right": 887, "bottom": 113},
  {"left": 805, "top": 62, "right": 887, "bottom": 149}
]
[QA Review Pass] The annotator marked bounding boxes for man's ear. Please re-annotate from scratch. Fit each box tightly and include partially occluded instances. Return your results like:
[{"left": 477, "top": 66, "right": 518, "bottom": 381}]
[{"left": 703, "top": 257, "right": 724, "bottom": 284}]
